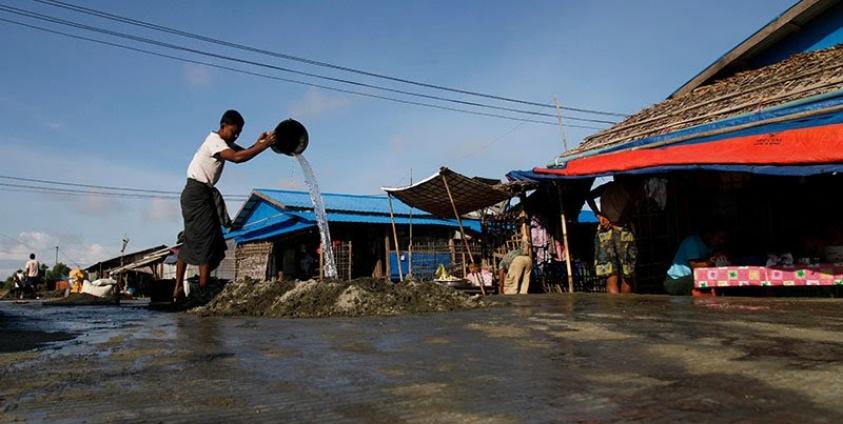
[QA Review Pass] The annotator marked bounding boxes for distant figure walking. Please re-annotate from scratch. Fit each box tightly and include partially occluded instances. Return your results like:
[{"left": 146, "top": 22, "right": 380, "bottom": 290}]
[
  {"left": 13, "top": 269, "right": 25, "bottom": 299},
  {"left": 24, "top": 253, "right": 40, "bottom": 299},
  {"left": 173, "top": 110, "right": 276, "bottom": 301}
]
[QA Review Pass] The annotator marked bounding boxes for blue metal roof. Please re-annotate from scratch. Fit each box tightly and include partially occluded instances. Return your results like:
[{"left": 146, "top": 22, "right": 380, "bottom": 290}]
[
  {"left": 285, "top": 211, "right": 481, "bottom": 232},
  {"left": 226, "top": 189, "right": 483, "bottom": 244},
  {"left": 255, "top": 188, "right": 418, "bottom": 215},
  {"left": 232, "top": 220, "right": 315, "bottom": 244},
  {"left": 225, "top": 212, "right": 299, "bottom": 241}
]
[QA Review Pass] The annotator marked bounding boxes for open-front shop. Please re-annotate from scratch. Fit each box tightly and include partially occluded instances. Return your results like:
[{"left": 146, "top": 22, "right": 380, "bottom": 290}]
[{"left": 510, "top": 37, "right": 843, "bottom": 295}]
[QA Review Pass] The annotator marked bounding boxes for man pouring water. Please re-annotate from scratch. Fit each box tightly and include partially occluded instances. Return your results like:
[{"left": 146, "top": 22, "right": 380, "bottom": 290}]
[{"left": 173, "top": 110, "right": 276, "bottom": 301}]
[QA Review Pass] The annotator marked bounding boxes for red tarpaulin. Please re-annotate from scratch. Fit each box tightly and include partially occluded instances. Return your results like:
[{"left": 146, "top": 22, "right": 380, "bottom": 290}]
[{"left": 535, "top": 123, "right": 843, "bottom": 177}]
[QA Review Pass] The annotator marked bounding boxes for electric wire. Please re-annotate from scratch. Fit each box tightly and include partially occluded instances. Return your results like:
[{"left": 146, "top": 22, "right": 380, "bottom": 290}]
[
  {"left": 31, "top": 0, "right": 628, "bottom": 118},
  {"left": 57, "top": 247, "right": 82, "bottom": 268},
  {"left": 0, "top": 4, "right": 616, "bottom": 125},
  {"left": 0, "top": 182, "right": 184, "bottom": 199},
  {"left": 0, "top": 174, "right": 182, "bottom": 195},
  {"left": 0, "top": 175, "right": 250, "bottom": 199},
  {"left": 0, "top": 17, "right": 598, "bottom": 128}
]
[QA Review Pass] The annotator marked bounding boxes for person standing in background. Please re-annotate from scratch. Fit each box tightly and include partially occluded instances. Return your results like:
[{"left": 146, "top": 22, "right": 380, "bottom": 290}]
[
  {"left": 24, "top": 253, "right": 40, "bottom": 299},
  {"left": 587, "top": 180, "right": 639, "bottom": 294}
]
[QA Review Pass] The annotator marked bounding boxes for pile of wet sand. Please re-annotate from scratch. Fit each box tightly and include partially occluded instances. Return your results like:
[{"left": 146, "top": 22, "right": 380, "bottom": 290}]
[{"left": 191, "top": 278, "right": 493, "bottom": 318}]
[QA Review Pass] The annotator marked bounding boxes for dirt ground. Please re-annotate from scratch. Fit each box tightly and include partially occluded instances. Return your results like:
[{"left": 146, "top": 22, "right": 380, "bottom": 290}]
[
  {"left": 42, "top": 293, "right": 117, "bottom": 306},
  {"left": 192, "top": 278, "right": 492, "bottom": 318},
  {"left": 2, "top": 295, "right": 843, "bottom": 423}
]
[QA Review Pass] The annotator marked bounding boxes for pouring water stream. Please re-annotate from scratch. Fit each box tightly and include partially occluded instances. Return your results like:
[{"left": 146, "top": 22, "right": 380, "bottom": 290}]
[{"left": 294, "top": 154, "right": 337, "bottom": 278}]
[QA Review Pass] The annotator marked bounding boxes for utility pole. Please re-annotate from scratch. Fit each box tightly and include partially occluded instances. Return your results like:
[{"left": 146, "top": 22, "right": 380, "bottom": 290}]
[
  {"left": 553, "top": 97, "right": 569, "bottom": 152},
  {"left": 55, "top": 246, "right": 59, "bottom": 267},
  {"left": 118, "top": 234, "right": 129, "bottom": 305}
]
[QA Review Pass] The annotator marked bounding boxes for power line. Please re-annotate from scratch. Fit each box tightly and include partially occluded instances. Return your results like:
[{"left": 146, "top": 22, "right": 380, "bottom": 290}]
[
  {"left": 447, "top": 101, "right": 551, "bottom": 166},
  {"left": 0, "top": 182, "right": 184, "bottom": 199},
  {"left": 0, "top": 182, "right": 250, "bottom": 201},
  {"left": 0, "top": 16, "right": 602, "bottom": 129},
  {"left": 31, "top": 0, "right": 628, "bottom": 118},
  {"left": 0, "top": 5, "right": 616, "bottom": 126},
  {"left": 0, "top": 174, "right": 182, "bottom": 195},
  {"left": 57, "top": 247, "right": 82, "bottom": 268}
]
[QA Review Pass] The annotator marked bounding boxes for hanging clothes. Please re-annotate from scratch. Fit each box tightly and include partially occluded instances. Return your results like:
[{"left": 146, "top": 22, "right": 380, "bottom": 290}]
[
  {"left": 531, "top": 216, "right": 551, "bottom": 263},
  {"left": 645, "top": 177, "right": 668, "bottom": 210}
]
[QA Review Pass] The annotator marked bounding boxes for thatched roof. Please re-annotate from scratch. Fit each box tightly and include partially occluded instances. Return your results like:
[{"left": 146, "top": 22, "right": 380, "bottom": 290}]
[
  {"left": 567, "top": 44, "right": 843, "bottom": 158},
  {"left": 671, "top": 0, "right": 837, "bottom": 98}
]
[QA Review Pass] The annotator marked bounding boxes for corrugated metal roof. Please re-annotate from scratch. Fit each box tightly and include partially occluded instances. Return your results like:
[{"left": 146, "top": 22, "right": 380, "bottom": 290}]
[
  {"left": 286, "top": 211, "right": 482, "bottom": 232},
  {"left": 226, "top": 189, "right": 483, "bottom": 243},
  {"left": 234, "top": 220, "right": 315, "bottom": 244},
  {"left": 255, "top": 188, "right": 418, "bottom": 215}
]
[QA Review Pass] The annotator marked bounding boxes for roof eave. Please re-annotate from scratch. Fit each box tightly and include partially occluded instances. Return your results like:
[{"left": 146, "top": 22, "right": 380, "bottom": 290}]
[{"left": 671, "top": 0, "right": 836, "bottom": 98}]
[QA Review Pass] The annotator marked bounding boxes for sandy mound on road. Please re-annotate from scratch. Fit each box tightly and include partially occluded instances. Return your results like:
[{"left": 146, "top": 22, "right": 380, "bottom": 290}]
[
  {"left": 44, "top": 293, "right": 116, "bottom": 306},
  {"left": 191, "top": 278, "right": 492, "bottom": 318}
]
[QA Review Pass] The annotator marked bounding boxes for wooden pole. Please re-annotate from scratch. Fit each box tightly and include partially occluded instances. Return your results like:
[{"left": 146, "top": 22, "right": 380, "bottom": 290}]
[
  {"left": 384, "top": 232, "right": 391, "bottom": 281},
  {"left": 441, "top": 174, "right": 485, "bottom": 296},
  {"left": 555, "top": 183, "right": 575, "bottom": 293},
  {"left": 386, "top": 194, "right": 404, "bottom": 281},
  {"left": 519, "top": 194, "right": 533, "bottom": 262},
  {"left": 408, "top": 169, "right": 414, "bottom": 280},
  {"left": 553, "top": 96, "right": 568, "bottom": 152}
]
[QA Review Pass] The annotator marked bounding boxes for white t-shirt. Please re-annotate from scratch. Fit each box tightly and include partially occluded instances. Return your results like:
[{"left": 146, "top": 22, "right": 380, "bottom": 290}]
[
  {"left": 25, "top": 259, "right": 39, "bottom": 277},
  {"left": 187, "top": 132, "right": 231, "bottom": 186}
]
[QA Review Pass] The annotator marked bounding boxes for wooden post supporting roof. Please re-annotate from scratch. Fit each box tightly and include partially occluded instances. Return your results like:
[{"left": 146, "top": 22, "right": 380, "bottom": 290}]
[
  {"left": 556, "top": 182, "right": 575, "bottom": 293},
  {"left": 441, "top": 173, "right": 485, "bottom": 296},
  {"left": 386, "top": 194, "right": 404, "bottom": 282}
]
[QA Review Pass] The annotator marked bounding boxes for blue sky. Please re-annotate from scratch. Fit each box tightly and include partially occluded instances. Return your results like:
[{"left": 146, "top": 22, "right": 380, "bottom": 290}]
[{"left": 0, "top": 0, "right": 795, "bottom": 278}]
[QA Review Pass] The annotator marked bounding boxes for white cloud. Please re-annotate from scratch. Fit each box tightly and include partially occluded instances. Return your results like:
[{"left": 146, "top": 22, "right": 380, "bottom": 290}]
[
  {"left": 183, "top": 63, "right": 212, "bottom": 86},
  {"left": 287, "top": 88, "right": 350, "bottom": 120},
  {"left": 0, "top": 231, "right": 117, "bottom": 275},
  {"left": 142, "top": 198, "right": 180, "bottom": 222}
]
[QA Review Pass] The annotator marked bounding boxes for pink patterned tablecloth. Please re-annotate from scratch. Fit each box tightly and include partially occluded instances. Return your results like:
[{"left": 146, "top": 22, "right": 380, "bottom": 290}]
[{"left": 694, "top": 264, "right": 843, "bottom": 289}]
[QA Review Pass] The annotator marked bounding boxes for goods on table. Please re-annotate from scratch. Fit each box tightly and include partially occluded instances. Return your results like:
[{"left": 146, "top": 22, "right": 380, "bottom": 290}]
[{"left": 695, "top": 264, "right": 843, "bottom": 288}]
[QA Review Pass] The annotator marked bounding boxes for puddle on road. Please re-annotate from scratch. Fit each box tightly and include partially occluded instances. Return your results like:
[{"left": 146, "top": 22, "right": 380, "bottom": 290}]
[{"left": 3, "top": 294, "right": 843, "bottom": 422}]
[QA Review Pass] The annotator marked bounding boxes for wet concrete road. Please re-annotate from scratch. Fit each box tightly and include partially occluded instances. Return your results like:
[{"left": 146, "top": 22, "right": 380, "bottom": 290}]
[{"left": 2, "top": 295, "right": 843, "bottom": 423}]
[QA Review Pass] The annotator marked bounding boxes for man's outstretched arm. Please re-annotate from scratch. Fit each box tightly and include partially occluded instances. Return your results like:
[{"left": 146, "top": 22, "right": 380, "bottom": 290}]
[{"left": 217, "top": 132, "right": 276, "bottom": 163}]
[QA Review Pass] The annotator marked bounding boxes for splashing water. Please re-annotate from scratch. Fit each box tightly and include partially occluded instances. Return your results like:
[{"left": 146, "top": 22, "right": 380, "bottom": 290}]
[{"left": 294, "top": 154, "right": 337, "bottom": 278}]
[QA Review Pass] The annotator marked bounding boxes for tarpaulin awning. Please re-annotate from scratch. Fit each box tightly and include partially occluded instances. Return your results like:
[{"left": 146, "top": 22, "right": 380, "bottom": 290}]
[
  {"left": 382, "top": 167, "right": 519, "bottom": 217},
  {"left": 511, "top": 164, "right": 843, "bottom": 181},
  {"left": 533, "top": 122, "right": 843, "bottom": 178}
]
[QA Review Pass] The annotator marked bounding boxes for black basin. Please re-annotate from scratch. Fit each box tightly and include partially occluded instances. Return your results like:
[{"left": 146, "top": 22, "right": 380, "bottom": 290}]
[{"left": 272, "top": 119, "right": 309, "bottom": 156}]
